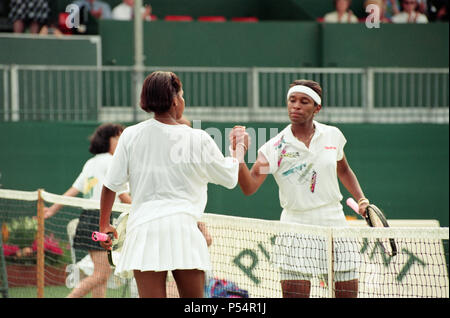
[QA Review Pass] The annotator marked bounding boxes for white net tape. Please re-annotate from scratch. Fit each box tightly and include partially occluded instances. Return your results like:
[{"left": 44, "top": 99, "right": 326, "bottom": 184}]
[{"left": 1, "top": 189, "right": 448, "bottom": 298}]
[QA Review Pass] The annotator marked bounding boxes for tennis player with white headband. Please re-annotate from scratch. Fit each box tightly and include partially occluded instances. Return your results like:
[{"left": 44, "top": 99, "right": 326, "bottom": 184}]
[
  {"left": 230, "top": 79, "right": 370, "bottom": 298},
  {"left": 286, "top": 84, "right": 322, "bottom": 105}
]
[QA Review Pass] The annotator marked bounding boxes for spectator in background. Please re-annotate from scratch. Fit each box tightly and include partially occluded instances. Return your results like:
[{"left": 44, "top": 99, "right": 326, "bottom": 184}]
[
  {"left": 39, "top": 0, "right": 65, "bottom": 37},
  {"left": 416, "top": 0, "right": 429, "bottom": 13},
  {"left": 39, "top": 24, "right": 64, "bottom": 36},
  {"left": 8, "top": 0, "right": 50, "bottom": 33},
  {"left": 382, "top": 0, "right": 429, "bottom": 19},
  {"left": 392, "top": 0, "right": 429, "bottom": 22},
  {"left": 72, "top": 0, "right": 112, "bottom": 20},
  {"left": 383, "top": 0, "right": 400, "bottom": 19},
  {"left": 364, "top": 0, "right": 392, "bottom": 22},
  {"left": 427, "top": 0, "right": 449, "bottom": 21},
  {"left": 324, "top": 0, "right": 359, "bottom": 23},
  {"left": 112, "top": 0, "right": 153, "bottom": 21}
]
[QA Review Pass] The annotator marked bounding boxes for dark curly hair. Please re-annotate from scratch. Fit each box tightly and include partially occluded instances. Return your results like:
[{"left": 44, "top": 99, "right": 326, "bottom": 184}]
[
  {"left": 89, "top": 123, "right": 125, "bottom": 155},
  {"left": 140, "top": 71, "right": 182, "bottom": 114},
  {"left": 289, "top": 79, "right": 323, "bottom": 106}
]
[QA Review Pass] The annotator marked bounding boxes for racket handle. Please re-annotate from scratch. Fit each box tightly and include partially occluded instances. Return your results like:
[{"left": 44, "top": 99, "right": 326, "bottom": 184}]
[
  {"left": 346, "top": 198, "right": 359, "bottom": 214},
  {"left": 92, "top": 231, "right": 113, "bottom": 242}
]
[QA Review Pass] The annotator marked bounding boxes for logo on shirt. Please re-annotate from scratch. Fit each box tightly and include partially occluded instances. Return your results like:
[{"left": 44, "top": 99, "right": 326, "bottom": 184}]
[
  {"left": 274, "top": 135, "right": 286, "bottom": 150},
  {"left": 324, "top": 146, "right": 337, "bottom": 150},
  {"left": 278, "top": 148, "right": 300, "bottom": 167},
  {"left": 310, "top": 170, "right": 317, "bottom": 193},
  {"left": 83, "top": 177, "right": 98, "bottom": 199},
  {"left": 281, "top": 162, "right": 317, "bottom": 193}
]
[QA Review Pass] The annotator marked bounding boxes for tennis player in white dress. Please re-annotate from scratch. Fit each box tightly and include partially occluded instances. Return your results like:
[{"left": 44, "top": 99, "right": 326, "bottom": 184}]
[
  {"left": 99, "top": 71, "right": 246, "bottom": 298},
  {"left": 230, "top": 79, "right": 370, "bottom": 298}
]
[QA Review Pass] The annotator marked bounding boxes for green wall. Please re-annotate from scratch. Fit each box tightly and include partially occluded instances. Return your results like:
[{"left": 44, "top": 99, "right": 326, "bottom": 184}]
[
  {"left": 0, "top": 21, "right": 447, "bottom": 68},
  {"left": 0, "top": 122, "right": 448, "bottom": 226},
  {"left": 0, "top": 36, "right": 100, "bottom": 66},
  {"left": 321, "top": 23, "right": 450, "bottom": 67},
  {"left": 100, "top": 20, "right": 320, "bottom": 67},
  {"left": 100, "top": 21, "right": 449, "bottom": 68}
]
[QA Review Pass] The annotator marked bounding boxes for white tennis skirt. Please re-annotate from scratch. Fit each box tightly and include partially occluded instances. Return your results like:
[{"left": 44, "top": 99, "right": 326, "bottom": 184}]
[{"left": 114, "top": 213, "right": 212, "bottom": 279}]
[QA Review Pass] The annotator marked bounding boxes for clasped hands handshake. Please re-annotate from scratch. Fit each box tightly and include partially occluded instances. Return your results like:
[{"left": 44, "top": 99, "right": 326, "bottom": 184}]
[{"left": 229, "top": 125, "right": 250, "bottom": 162}]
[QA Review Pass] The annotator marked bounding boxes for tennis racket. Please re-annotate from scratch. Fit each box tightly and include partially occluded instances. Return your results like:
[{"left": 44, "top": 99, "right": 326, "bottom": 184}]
[
  {"left": 91, "top": 212, "right": 129, "bottom": 267},
  {"left": 92, "top": 231, "right": 115, "bottom": 266},
  {"left": 346, "top": 198, "right": 397, "bottom": 256}
]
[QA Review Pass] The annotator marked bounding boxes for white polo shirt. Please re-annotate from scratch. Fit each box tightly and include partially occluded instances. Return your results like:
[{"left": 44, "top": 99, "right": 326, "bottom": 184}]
[
  {"left": 259, "top": 120, "right": 348, "bottom": 227},
  {"left": 112, "top": 3, "right": 150, "bottom": 20},
  {"left": 392, "top": 12, "right": 428, "bottom": 23},
  {"left": 104, "top": 118, "right": 239, "bottom": 233},
  {"left": 72, "top": 153, "right": 117, "bottom": 200}
]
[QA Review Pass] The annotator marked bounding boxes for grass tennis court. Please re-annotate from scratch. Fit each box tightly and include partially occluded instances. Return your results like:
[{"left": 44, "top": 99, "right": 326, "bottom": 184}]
[
  {"left": 7, "top": 285, "right": 131, "bottom": 298},
  {"left": 0, "top": 3, "right": 448, "bottom": 300}
]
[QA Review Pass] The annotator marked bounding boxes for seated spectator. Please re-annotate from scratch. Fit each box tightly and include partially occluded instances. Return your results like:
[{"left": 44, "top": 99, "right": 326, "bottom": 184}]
[
  {"left": 72, "top": 0, "right": 112, "bottom": 20},
  {"left": 392, "top": 0, "right": 429, "bottom": 22},
  {"left": 8, "top": 0, "right": 50, "bottom": 33},
  {"left": 416, "top": 0, "right": 428, "bottom": 14},
  {"left": 427, "top": 0, "right": 449, "bottom": 21},
  {"left": 112, "top": 0, "right": 152, "bottom": 21},
  {"left": 324, "top": 0, "right": 359, "bottom": 23},
  {"left": 383, "top": 0, "right": 400, "bottom": 20},
  {"left": 39, "top": 24, "right": 64, "bottom": 37},
  {"left": 364, "top": 0, "right": 392, "bottom": 22},
  {"left": 38, "top": 0, "right": 65, "bottom": 37}
]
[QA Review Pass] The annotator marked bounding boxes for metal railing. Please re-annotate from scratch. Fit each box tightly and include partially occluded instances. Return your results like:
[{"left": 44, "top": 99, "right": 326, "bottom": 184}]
[{"left": 1, "top": 65, "right": 448, "bottom": 123}]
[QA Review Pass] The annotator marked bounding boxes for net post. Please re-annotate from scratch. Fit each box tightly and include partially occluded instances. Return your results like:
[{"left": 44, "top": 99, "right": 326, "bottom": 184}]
[
  {"left": 327, "top": 229, "right": 335, "bottom": 298},
  {"left": 36, "top": 189, "right": 45, "bottom": 298}
]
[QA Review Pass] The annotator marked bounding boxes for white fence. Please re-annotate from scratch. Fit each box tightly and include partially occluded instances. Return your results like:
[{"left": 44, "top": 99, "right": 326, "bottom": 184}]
[{"left": 0, "top": 65, "right": 448, "bottom": 123}]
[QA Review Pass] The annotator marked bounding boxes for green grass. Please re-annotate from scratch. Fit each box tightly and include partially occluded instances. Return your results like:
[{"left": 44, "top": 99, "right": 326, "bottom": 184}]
[{"left": 6, "top": 285, "right": 132, "bottom": 298}]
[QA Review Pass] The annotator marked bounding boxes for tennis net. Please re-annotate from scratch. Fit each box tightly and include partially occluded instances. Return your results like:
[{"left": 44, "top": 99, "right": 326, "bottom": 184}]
[{"left": 0, "top": 189, "right": 448, "bottom": 298}]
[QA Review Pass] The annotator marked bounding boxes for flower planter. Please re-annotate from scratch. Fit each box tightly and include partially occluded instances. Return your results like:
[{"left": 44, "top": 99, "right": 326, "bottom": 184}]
[{"left": 6, "top": 264, "right": 67, "bottom": 287}]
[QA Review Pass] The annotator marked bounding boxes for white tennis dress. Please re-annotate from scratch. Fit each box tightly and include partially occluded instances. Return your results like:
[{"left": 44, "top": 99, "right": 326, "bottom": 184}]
[
  {"left": 259, "top": 121, "right": 359, "bottom": 280},
  {"left": 104, "top": 118, "right": 238, "bottom": 278}
]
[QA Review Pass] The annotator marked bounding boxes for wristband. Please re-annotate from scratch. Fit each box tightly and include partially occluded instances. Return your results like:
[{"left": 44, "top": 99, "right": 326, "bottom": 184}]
[
  {"left": 358, "top": 198, "right": 369, "bottom": 206},
  {"left": 229, "top": 145, "right": 245, "bottom": 163},
  {"left": 236, "top": 142, "right": 248, "bottom": 151}
]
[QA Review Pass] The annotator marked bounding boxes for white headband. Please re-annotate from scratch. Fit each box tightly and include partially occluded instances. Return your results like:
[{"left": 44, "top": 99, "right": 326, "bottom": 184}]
[{"left": 287, "top": 85, "right": 322, "bottom": 105}]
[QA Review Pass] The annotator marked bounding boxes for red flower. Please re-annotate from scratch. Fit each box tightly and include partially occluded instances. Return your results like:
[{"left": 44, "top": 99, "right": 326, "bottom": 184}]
[
  {"left": 32, "top": 234, "right": 63, "bottom": 255},
  {"left": 3, "top": 244, "right": 19, "bottom": 256}
]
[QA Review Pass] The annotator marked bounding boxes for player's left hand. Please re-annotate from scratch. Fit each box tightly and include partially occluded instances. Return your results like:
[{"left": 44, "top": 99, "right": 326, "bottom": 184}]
[{"left": 358, "top": 202, "right": 369, "bottom": 218}]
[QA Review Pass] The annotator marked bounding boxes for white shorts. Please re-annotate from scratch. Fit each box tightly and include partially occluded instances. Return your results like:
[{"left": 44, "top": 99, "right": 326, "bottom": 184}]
[
  {"left": 272, "top": 232, "right": 360, "bottom": 282},
  {"left": 114, "top": 213, "right": 212, "bottom": 278},
  {"left": 279, "top": 268, "right": 358, "bottom": 282}
]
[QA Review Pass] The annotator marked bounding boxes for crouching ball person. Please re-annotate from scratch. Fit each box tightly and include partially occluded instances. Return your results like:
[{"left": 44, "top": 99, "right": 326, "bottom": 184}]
[
  {"left": 99, "top": 71, "right": 247, "bottom": 298},
  {"left": 231, "top": 79, "right": 370, "bottom": 298}
]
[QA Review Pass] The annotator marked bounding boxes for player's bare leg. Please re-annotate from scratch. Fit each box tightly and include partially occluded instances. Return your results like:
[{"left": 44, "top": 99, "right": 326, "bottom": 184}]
[
  {"left": 281, "top": 280, "right": 311, "bottom": 298},
  {"left": 133, "top": 270, "right": 168, "bottom": 298},
  {"left": 172, "top": 269, "right": 205, "bottom": 298},
  {"left": 67, "top": 250, "right": 110, "bottom": 298}
]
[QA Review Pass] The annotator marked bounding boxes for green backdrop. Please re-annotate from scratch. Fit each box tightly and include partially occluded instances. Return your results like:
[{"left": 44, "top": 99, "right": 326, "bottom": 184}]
[
  {"left": 0, "top": 122, "right": 448, "bottom": 227},
  {"left": 0, "top": 36, "right": 100, "bottom": 66},
  {"left": 99, "top": 21, "right": 449, "bottom": 68},
  {"left": 0, "top": 21, "right": 447, "bottom": 68}
]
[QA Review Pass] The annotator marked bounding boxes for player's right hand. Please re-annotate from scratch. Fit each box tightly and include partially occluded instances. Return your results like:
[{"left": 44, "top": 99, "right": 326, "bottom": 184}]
[{"left": 99, "top": 225, "right": 117, "bottom": 250}]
